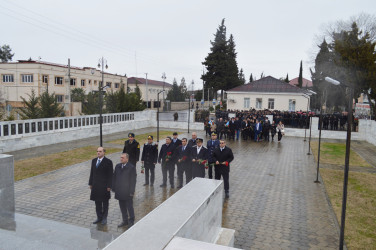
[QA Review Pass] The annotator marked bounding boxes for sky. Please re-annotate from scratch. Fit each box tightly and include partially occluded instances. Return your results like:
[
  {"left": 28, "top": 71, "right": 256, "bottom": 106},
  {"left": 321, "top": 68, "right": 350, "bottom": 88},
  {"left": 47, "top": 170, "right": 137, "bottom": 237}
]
[{"left": 1, "top": 0, "right": 376, "bottom": 90}]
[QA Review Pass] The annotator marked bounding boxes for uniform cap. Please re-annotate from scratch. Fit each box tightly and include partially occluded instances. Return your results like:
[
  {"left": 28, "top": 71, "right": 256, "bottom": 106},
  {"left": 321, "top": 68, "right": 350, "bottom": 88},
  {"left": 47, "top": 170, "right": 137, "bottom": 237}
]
[
  {"left": 148, "top": 135, "right": 153, "bottom": 140},
  {"left": 128, "top": 133, "right": 135, "bottom": 138}
]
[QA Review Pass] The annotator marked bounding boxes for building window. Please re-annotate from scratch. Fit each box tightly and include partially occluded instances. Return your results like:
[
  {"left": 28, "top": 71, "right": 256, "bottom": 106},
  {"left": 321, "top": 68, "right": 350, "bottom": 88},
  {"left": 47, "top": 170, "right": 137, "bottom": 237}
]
[
  {"left": 56, "top": 95, "right": 64, "bottom": 103},
  {"left": 70, "top": 78, "right": 76, "bottom": 86},
  {"left": 115, "top": 83, "right": 119, "bottom": 88},
  {"left": 268, "top": 98, "right": 274, "bottom": 109},
  {"left": 2, "top": 74, "right": 14, "bottom": 82},
  {"left": 289, "top": 99, "right": 296, "bottom": 111},
  {"left": 244, "top": 98, "right": 250, "bottom": 109},
  {"left": 256, "top": 98, "right": 262, "bottom": 109},
  {"left": 106, "top": 82, "right": 112, "bottom": 88},
  {"left": 94, "top": 80, "right": 97, "bottom": 85},
  {"left": 42, "top": 75, "right": 48, "bottom": 84},
  {"left": 88, "top": 80, "right": 91, "bottom": 84},
  {"left": 21, "top": 74, "right": 33, "bottom": 83},
  {"left": 55, "top": 77, "right": 63, "bottom": 85},
  {"left": 81, "top": 79, "right": 85, "bottom": 86}
]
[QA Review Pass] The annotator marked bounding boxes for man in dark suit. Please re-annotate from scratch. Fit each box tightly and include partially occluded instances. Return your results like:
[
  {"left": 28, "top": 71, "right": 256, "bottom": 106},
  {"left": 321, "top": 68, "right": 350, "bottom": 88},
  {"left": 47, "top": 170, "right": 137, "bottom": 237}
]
[
  {"left": 263, "top": 117, "right": 270, "bottom": 141},
  {"left": 141, "top": 135, "right": 158, "bottom": 186},
  {"left": 171, "top": 132, "right": 182, "bottom": 149},
  {"left": 112, "top": 153, "right": 137, "bottom": 228},
  {"left": 254, "top": 119, "right": 262, "bottom": 142},
  {"left": 229, "top": 117, "right": 236, "bottom": 140},
  {"left": 191, "top": 138, "right": 208, "bottom": 179},
  {"left": 158, "top": 136, "right": 176, "bottom": 188},
  {"left": 175, "top": 138, "right": 192, "bottom": 188},
  {"left": 187, "top": 132, "right": 197, "bottom": 147},
  {"left": 88, "top": 147, "right": 113, "bottom": 225},
  {"left": 207, "top": 132, "right": 220, "bottom": 179},
  {"left": 212, "top": 140, "right": 234, "bottom": 198},
  {"left": 123, "top": 133, "right": 140, "bottom": 167}
]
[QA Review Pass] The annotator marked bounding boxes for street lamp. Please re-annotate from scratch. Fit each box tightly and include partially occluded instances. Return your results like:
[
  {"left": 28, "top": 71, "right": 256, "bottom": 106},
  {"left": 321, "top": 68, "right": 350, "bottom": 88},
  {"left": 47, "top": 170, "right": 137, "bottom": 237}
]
[
  {"left": 303, "top": 90, "right": 316, "bottom": 142},
  {"left": 97, "top": 57, "right": 108, "bottom": 147},
  {"left": 157, "top": 90, "right": 165, "bottom": 144},
  {"left": 325, "top": 76, "right": 353, "bottom": 250},
  {"left": 162, "top": 73, "right": 166, "bottom": 110}
]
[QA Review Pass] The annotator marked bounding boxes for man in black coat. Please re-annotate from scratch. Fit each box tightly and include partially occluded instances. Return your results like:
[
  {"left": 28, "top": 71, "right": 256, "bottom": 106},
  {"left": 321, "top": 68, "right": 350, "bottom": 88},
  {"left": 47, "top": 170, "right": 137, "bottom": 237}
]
[
  {"left": 171, "top": 132, "right": 182, "bottom": 149},
  {"left": 158, "top": 137, "right": 176, "bottom": 188},
  {"left": 191, "top": 138, "right": 208, "bottom": 179},
  {"left": 123, "top": 132, "right": 140, "bottom": 167},
  {"left": 112, "top": 153, "right": 137, "bottom": 227},
  {"left": 212, "top": 140, "right": 234, "bottom": 198},
  {"left": 141, "top": 135, "right": 158, "bottom": 186},
  {"left": 175, "top": 138, "right": 192, "bottom": 188},
  {"left": 88, "top": 147, "right": 113, "bottom": 225},
  {"left": 206, "top": 132, "right": 220, "bottom": 179},
  {"left": 187, "top": 132, "right": 197, "bottom": 147}
]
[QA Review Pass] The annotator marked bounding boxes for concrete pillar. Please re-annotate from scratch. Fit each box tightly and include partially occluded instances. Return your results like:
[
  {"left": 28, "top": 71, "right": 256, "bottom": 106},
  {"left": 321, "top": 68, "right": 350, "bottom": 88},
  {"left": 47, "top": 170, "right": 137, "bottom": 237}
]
[{"left": 0, "top": 154, "right": 15, "bottom": 230}]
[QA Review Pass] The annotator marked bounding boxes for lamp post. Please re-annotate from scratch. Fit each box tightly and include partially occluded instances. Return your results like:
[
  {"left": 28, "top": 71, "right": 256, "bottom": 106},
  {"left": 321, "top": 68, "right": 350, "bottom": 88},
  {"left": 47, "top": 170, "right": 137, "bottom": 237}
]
[
  {"left": 303, "top": 90, "right": 316, "bottom": 142},
  {"left": 157, "top": 90, "right": 165, "bottom": 144},
  {"left": 325, "top": 77, "right": 353, "bottom": 250},
  {"left": 97, "top": 57, "right": 108, "bottom": 147},
  {"left": 307, "top": 115, "right": 313, "bottom": 155},
  {"left": 145, "top": 73, "right": 148, "bottom": 108},
  {"left": 162, "top": 73, "right": 166, "bottom": 110}
]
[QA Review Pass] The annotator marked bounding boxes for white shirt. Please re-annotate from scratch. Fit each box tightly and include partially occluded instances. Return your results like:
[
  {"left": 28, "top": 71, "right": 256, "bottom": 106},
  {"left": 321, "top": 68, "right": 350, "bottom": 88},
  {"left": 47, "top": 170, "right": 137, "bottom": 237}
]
[
  {"left": 97, "top": 157, "right": 104, "bottom": 165},
  {"left": 197, "top": 146, "right": 202, "bottom": 154}
]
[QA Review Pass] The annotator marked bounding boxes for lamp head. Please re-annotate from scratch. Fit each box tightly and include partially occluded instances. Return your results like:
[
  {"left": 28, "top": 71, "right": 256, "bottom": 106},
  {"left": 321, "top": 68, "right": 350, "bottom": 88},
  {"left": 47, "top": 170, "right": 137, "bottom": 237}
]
[{"left": 325, "top": 77, "right": 340, "bottom": 86}]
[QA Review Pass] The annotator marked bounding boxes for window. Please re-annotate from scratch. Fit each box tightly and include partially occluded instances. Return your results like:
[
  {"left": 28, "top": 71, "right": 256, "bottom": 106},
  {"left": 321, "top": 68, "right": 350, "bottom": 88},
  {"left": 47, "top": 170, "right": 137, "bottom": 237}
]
[
  {"left": 244, "top": 98, "right": 250, "bottom": 109},
  {"left": 115, "top": 83, "right": 119, "bottom": 88},
  {"left": 289, "top": 99, "right": 296, "bottom": 111},
  {"left": 256, "top": 98, "right": 262, "bottom": 109},
  {"left": 81, "top": 79, "right": 85, "bottom": 86},
  {"left": 268, "top": 98, "right": 274, "bottom": 109},
  {"left": 106, "top": 82, "right": 112, "bottom": 88},
  {"left": 55, "top": 77, "right": 63, "bottom": 85},
  {"left": 88, "top": 80, "right": 91, "bottom": 84},
  {"left": 21, "top": 74, "right": 33, "bottom": 83},
  {"left": 56, "top": 95, "right": 64, "bottom": 103},
  {"left": 70, "top": 78, "right": 76, "bottom": 86},
  {"left": 2, "top": 74, "right": 14, "bottom": 82},
  {"left": 42, "top": 75, "right": 48, "bottom": 84},
  {"left": 94, "top": 80, "right": 97, "bottom": 85}
]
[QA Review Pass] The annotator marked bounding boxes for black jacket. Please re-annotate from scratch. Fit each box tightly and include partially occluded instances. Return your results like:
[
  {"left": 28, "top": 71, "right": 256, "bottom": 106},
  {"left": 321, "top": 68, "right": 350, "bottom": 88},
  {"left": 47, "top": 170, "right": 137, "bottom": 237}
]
[
  {"left": 141, "top": 142, "right": 158, "bottom": 164},
  {"left": 112, "top": 162, "right": 137, "bottom": 200},
  {"left": 123, "top": 139, "right": 140, "bottom": 163},
  {"left": 89, "top": 157, "right": 113, "bottom": 201},
  {"left": 212, "top": 146, "right": 234, "bottom": 172},
  {"left": 158, "top": 143, "right": 176, "bottom": 166}
]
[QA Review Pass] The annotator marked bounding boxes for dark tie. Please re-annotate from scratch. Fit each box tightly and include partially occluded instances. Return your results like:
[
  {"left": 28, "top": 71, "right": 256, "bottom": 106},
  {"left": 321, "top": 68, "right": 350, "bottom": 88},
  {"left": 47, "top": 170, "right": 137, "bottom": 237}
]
[{"left": 96, "top": 159, "right": 101, "bottom": 168}]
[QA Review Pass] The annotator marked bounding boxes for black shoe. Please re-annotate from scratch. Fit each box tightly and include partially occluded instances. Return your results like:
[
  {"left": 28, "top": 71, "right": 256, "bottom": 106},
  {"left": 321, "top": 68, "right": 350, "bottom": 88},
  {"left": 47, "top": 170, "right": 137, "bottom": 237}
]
[
  {"left": 118, "top": 221, "right": 128, "bottom": 227},
  {"left": 143, "top": 183, "right": 149, "bottom": 186},
  {"left": 225, "top": 192, "right": 229, "bottom": 198},
  {"left": 101, "top": 218, "right": 107, "bottom": 225},
  {"left": 160, "top": 184, "right": 167, "bottom": 187},
  {"left": 129, "top": 221, "right": 134, "bottom": 227},
  {"left": 93, "top": 218, "right": 102, "bottom": 224}
]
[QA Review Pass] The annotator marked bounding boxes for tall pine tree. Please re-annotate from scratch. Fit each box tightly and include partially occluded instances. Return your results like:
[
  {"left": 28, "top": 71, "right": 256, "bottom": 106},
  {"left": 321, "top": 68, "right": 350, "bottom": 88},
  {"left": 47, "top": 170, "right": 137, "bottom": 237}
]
[
  {"left": 249, "top": 74, "right": 254, "bottom": 82},
  {"left": 298, "top": 61, "right": 303, "bottom": 88}
]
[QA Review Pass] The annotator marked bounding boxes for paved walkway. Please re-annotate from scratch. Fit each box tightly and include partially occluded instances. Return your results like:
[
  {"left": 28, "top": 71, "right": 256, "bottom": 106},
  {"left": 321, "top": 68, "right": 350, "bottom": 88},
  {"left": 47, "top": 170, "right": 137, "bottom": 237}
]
[{"left": 14, "top": 130, "right": 341, "bottom": 249}]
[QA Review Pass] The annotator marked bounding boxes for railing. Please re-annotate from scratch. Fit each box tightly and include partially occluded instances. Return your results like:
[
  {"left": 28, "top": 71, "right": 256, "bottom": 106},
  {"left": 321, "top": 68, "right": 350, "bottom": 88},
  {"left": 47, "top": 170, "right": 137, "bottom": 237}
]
[{"left": 0, "top": 112, "right": 136, "bottom": 138}]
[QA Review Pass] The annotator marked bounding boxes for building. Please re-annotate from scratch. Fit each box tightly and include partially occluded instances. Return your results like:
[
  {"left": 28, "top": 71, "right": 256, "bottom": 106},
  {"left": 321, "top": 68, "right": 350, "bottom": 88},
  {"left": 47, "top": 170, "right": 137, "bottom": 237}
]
[
  {"left": 0, "top": 59, "right": 127, "bottom": 116},
  {"left": 127, "top": 77, "right": 172, "bottom": 109},
  {"left": 289, "top": 77, "right": 313, "bottom": 88},
  {"left": 226, "top": 76, "right": 310, "bottom": 111}
]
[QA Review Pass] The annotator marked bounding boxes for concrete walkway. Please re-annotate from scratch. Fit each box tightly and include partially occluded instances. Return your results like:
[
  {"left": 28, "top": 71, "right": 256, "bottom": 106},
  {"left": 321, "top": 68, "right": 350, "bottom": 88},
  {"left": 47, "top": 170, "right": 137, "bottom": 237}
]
[{"left": 13, "top": 129, "right": 342, "bottom": 249}]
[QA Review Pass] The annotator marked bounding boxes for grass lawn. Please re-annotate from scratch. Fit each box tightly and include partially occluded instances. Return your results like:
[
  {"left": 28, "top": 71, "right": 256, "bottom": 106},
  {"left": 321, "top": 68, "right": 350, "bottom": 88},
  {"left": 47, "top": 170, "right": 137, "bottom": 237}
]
[
  {"left": 14, "top": 146, "right": 121, "bottom": 181},
  {"left": 310, "top": 141, "right": 371, "bottom": 167},
  {"left": 320, "top": 168, "right": 376, "bottom": 249},
  {"left": 107, "top": 130, "right": 175, "bottom": 145}
]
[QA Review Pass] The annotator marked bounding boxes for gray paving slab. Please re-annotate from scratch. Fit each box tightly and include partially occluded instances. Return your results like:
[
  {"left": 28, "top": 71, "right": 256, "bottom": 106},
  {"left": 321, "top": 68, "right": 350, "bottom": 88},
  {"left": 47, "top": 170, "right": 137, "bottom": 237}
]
[{"left": 13, "top": 130, "right": 341, "bottom": 249}]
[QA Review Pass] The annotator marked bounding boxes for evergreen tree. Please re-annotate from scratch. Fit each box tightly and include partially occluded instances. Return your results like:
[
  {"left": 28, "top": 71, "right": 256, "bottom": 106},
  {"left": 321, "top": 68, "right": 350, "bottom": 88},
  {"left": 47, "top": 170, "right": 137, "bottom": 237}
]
[
  {"left": 0, "top": 44, "right": 14, "bottom": 62},
  {"left": 167, "top": 78, "right": 186, "bottom": 101},
  {"left": 238, "top": 68, "right": 246, "bottom": 84},
  {"left": 105, "top": 91, "right": 119, "bottom": 113},
  {"left": 285, "top": 73, "right": 289, "bottom": 83},
  {"left": 39, "top": 91, "right": 64, "bottom": 118},
  {"left": 227, "top": 34, "right": 242, "bottom": 89},
  {"left": 249, "top": 74, "right": 254, "bottom": 82},
  {"left": 117, "top": 85, "right": 128, "bottom": 112},
  {"left": 298, "top": 61, "right": 303, "bottom": 88},
  {"left": 19, "top": 89, "right": 40, "bottom": 119},
  {"left": 179, "top": 77, "right": 188, "bottom": 100},
  {"left": 82, "top": 92, "right": 101, "bottom": 115},
  {"left": 71, "top": 88, "right": 85, "bottom": 102}
]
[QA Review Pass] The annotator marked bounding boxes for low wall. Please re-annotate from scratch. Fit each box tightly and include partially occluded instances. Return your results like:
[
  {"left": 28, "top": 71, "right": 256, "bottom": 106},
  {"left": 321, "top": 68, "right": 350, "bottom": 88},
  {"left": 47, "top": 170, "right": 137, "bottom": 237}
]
[
  {"left": 0, "top": 154, "right": 15, "bottom": 229},
  {"left": 105, "top": 178, "right": 237, "bottom": 250}
]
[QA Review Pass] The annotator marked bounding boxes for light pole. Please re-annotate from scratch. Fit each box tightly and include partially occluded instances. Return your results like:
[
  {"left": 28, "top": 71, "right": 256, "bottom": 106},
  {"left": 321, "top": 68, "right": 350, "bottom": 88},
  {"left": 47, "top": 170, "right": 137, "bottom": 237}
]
[
  {"left": 157, "top": 90, "right": 165, "bottom": 144},
  {"left": 303, "top": 90, "right": 316, "bottom": 142},
  {"left": 325, "top": 77, "right": 353, "bottom": 250},
  {"left": 162, "top": 73, "right": 166, "bottom": 110},
  {"left": 97, "top": 57, "right": 108, "bottom": 147},
  {"left": 145, "top": 73, "right": 148, "bottom": 108}
]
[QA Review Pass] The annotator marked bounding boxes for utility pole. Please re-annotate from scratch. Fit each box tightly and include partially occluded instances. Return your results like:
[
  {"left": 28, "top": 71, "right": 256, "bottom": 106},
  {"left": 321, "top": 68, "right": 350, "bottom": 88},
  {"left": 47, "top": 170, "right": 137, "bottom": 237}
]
[
  {"left": 162, "top": 73, "right": 166, "bottom": 110},
  {"left": 67, "top": 58, "right": 71, "bottom": 116},
  {"left": 145, "top": 73, "right": 148, "bottom": 108},
  {"left": 202, "top": 68, "right": 205, "bottom": 108}
]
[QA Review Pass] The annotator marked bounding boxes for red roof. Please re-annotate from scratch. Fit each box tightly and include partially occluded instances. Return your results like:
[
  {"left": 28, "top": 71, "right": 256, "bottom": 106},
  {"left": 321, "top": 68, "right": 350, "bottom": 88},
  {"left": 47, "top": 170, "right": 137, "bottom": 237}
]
[
  {"left": 127, "top": 77, "right": 172, "bottom": 87},
  {"left": 289, "top": 77, "right": 313, "bottom": 88},
  {"left": 227, "top": 76, "right": 308, "bottom": 94}
]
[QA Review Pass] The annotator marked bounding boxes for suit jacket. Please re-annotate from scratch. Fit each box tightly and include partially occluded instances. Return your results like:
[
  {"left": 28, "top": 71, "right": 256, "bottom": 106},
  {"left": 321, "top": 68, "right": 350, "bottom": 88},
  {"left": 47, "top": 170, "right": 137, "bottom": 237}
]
[
  {"left": 112, "top": 162, "right": 137, "bottom": 200},
  {"left": 187, "top": 138, "right": 197, "bottom": 147},
  {"left": 207, "top": 139, "right": 220, "bottom": 163},
  {"left": 255, "top": 123, "right": 262, "bottom": 133},
  {"left": 175, "top": 144, "right": 192, "bottom": 166},
  {"left": 89, "top": 156, "right": 113, "bottom": 201},
  {"left": 190, "top": 145, "right": 208, "bottom": 161},
  {"left": 158, "top": 143, "right": 175, "bottom": 166},
  {"left": 141, "top": 142, "right": 158, "bottom": 164},
  {"left": 171, "top": 138, "right": 182, "bottom": 150},
  {"left": 212, "top": 146, "right": 234, "bottom": 172}
]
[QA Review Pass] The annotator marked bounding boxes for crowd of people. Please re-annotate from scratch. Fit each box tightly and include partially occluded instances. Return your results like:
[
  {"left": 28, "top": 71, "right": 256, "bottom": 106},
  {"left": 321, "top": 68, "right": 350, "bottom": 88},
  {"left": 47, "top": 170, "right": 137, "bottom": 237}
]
[{"left": 88, "top": 131, "right": 234, "bottom": 228}]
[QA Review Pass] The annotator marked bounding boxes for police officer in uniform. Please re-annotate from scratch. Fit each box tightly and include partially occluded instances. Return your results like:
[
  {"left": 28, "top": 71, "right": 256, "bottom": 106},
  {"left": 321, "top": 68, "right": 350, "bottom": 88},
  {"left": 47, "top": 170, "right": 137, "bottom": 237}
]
[
  {"left": 123, "top": 133, "right": 140, "bottom": 167},
  {"left": 141, "top": 135, "right": 158, "bottom": 186}
]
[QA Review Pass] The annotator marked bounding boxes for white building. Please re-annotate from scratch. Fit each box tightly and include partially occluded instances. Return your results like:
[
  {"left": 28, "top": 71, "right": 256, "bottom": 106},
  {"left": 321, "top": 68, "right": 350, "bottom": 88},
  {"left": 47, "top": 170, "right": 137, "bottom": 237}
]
[{"left": 226, "top": 76, "right": 310, "bottom": 111}]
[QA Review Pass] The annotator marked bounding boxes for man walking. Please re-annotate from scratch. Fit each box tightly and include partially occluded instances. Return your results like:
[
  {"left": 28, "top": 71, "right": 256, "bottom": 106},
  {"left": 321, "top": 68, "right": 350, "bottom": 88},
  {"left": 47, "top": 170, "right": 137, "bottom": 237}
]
[
  {"left": 123, "top": 133, "right": 140, "bottom": 167},
  {"left": 158, "top": 137, "right": 176, "bottom": 188},
  {"left": 176, "top": 138, "right": 192, "bottom": 188},
  {"left": 141, "top": 135, "right": 158, "bottom": 186},
  {"left": 212, "top": 140, "right": 234, "bottom": 198},
  {"left": 191, "top": 138, "right": 208, "bottom": 178},
  {"left": 88, "top": 147, "right": 113, "bottom": 225},
  {"left": 207, "top": 132, "right": 220, "bottom": 179},
  {"left": 112, "top": 153, "right": 137, "bottom": 228}
]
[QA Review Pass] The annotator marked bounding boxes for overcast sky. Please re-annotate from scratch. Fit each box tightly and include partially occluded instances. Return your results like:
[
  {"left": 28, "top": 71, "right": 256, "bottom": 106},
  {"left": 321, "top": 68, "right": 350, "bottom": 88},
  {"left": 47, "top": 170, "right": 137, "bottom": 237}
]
[{"left": 1, "top": 0, "right": 375, "bottom": 89}]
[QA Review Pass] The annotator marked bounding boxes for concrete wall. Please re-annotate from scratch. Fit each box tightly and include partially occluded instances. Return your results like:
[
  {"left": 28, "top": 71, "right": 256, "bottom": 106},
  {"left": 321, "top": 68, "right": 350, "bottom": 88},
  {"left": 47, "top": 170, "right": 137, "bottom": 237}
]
[
  {"left": 0, "top": 110, "right": 204, "bottom": 153},
  {"left": 105, "top": 178, "right": 238, "bottom": 250},
  {"left": 358, "top": 119, "right": 376, "bottom": 146},
  {"left": 0, "top": 154, "right": 15, "bottom": 229}
]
